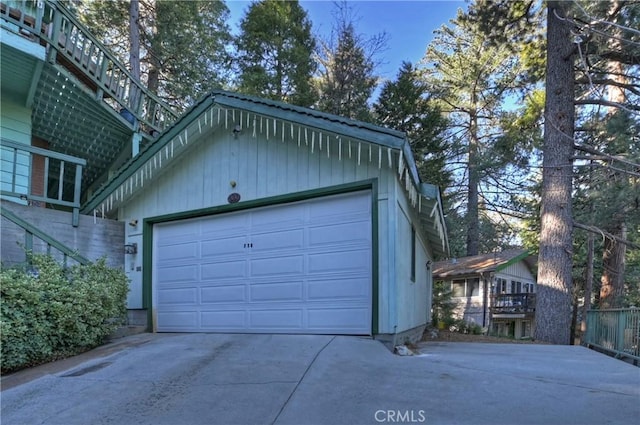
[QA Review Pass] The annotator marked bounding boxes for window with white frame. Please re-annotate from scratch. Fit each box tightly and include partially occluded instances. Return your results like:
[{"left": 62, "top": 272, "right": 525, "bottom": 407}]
[
  {"left": 495, "top": 278, "right": 507, "bottom": 294},
  {"left": 452, "top": 279, "right": 465, "bottom": 297},
  {"left": 451, "top": 278, "right": 480, "bottom": 297}
]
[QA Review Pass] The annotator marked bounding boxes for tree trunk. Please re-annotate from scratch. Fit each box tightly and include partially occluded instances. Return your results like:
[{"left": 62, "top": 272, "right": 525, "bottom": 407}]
[
  {"left": 129, "top": 0, "right": 141, "bottom": 110},
  {"left": 534, "top": 1, "right": 575, "bottom": 345},
  {"left": 600, "top": 222, "right": 626, "bottom": 308},
  {"left": 466, "top": 109, "right": 480, "bottom": 256},
  {"left": 580, "top": 232, "right": 594, "bottom": 336},
  {"left": 599, "top": 13, "right": 627, "bottom": 308}
]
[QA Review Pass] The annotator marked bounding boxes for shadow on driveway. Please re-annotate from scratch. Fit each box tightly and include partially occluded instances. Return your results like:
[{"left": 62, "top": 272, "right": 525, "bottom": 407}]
[{"left": 1, "top": 334, "right": 638, "bottom": 425}]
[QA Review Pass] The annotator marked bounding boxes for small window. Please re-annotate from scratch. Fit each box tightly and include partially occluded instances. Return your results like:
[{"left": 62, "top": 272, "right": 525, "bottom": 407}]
[
  {"left": 495, "top": 278, "right": 507, "bottom": 294},
  {"left": 410, "top": 227, "right": 416, "bottom": 282},
  {"left": 511, "top": 280, "right": 517, "bottom": 294},
  {"left": 467, "top": 278, "right": 480, "bottom": 297},
  {"left": 516, "top": 281, "right": 522, "bottom": 294},
  {"left": 452, "top": 279, "right": 465, "bottom": 297}
]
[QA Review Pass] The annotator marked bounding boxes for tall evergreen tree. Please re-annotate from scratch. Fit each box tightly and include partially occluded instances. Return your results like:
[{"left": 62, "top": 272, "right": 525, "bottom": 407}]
[
  {"left": 421, "top": 9, "right": 531, "bottom": 256},
  {"left": 80, "top": 0, "right": 233, "bottom": 111},
  {"left": 373, "top": 61, "right": 451, "bottom": 189},
  {"left": 234, "top": 0, "right": 316, "bottom": 106},
  {"left": 315, "top": 1, "right": 386, "bottom": 122}
]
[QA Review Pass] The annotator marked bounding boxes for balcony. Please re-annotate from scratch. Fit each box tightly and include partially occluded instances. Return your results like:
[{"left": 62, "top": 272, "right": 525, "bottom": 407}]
[
  {"left": 490, "top": 293, "right": 536, "bottom": 317},
  {"left": 1, "top": 1, "right": 182, "bottom": 202},
  {"left": 1, "top": 138, "right": 85, "bottom": 226}
]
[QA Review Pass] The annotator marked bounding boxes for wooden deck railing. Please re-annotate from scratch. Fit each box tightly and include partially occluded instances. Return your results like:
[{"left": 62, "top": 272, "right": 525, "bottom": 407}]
[
  {"left": 0, "top": 0, "right": 178, "bottom": 134},
  {"left": 584, "top": 308, "right": 640, "bottom": 363},
  {"left": 490, "top": 293, "right": 536, "bottom": 315},
  {"left": 1, "top": 139, "right": 85, "bottom": 226}
]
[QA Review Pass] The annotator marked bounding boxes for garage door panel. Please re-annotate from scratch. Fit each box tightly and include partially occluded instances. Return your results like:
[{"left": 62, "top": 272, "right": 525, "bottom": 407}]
[
  {"left": 308, "top": 249, "right": 370, "bottom": 274},
  {"left": 249, "top": 309, "right": 303, "bottom": 328},
  {"left": 250, "top": 203, "right": 304, "bottom": 229},
  {"left": 250, "top": 255, "right": 304, "bottom": 277},
  {"left": 157, "top": 264, "right": 199, "bottom": 284},
  {"left": 201, "top": 236, "right": 246, "bottom": 258},
  {"left": 201, "top": 310, "right": 246, "bottom": 329},
  {"left": 157, "top": 288, "right": 198, "bottom": 305},
  {"left": 307, "top": 308, "right": 370, "bottom": 329},
  {"left": 200, "top": 214, "right": 248, "bottom": 238},
  {"left": 201, "top": 285, "right": 246, "bottom": 303},
  {"left": 154, "top": 190, "right": 372, "bottom": 334},
  {"left": 308, "top": 192, "right": 370, "bottom": 219},
  {"left": 307, "top": 278, "right": 369, "bottom": 300},
  {"left": 201, "top": 260, "right": 247, "bottom": 280},
  {"left": 157, "top": 242, "right": 198, "bottom": 262},
  {"left": 157, "top": 311, "right": 198, "bottom": 329},
  {"left": 308, "top": 222, "right": 370, "bottom": 247},
  {"left": 250, "top": 229, "right": 304, "bottom": 253},
  {"left": 250, "top": 281, "right": 303, "bottom": 302},
  {"left": 156, "top": 221, "right": 199, "bottom": 242}
]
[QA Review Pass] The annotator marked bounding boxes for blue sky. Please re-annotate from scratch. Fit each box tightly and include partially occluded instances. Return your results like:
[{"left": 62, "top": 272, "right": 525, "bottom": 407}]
[{"left": 226, "top": 0, "right": 466, "bottom": 84}]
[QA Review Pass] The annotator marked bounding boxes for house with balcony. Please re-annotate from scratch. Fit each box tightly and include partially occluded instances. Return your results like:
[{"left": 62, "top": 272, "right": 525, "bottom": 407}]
[
  {"left": 1, "top": 1, "right": 450, "bottom": 345},
  {"left": 433, "top": 249, "right": 537, "bottom": 339}
]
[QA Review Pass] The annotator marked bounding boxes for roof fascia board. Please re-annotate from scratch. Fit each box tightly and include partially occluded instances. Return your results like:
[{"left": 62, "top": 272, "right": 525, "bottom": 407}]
[
  {"left": 212, "top": 95, "right": 405, "bottom": 150},
  {"left": 81, "top": 95, "right": 215, "bottom": 213}
]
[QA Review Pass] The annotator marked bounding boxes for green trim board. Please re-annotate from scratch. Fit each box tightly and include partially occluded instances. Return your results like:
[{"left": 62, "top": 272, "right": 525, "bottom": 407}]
[{"left": 141, "top": 179, "right": 380, "bottom": 334}]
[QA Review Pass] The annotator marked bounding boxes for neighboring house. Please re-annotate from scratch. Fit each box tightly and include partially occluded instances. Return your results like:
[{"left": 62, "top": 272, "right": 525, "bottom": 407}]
[
  {"left": 433, "top": 249, "right": 537, "bottom": 339},
  {"left": 1, "top": 2, "right": 449, "bottom": 346}
]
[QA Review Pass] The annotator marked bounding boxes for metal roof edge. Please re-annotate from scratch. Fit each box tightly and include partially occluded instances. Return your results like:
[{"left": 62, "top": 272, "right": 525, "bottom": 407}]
[{"left": 211, "top": 92, "right": 406, "bottom": 149}]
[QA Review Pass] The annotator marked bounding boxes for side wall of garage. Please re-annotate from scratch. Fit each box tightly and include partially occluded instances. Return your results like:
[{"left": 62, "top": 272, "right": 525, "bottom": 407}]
[
  {"left": 120, "top": 127, "right": 401, "bottom": 334},
  {"left": 393, "top": 178, "right": 433, "bottom": 338}
]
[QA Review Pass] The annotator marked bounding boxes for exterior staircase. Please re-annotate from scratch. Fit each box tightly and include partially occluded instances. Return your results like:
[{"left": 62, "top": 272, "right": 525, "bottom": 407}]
[{"left": 1, "top": 0, "right": 178, "bottom": 134}]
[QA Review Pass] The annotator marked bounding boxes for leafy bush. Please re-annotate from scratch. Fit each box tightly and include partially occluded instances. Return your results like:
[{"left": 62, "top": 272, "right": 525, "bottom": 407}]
[{"left": 1, "top": 255, "right": 128, "bottom": 374}]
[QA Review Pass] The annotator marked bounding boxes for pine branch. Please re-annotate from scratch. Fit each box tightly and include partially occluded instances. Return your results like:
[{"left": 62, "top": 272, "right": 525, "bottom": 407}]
[
  {"left": 573, "top": 144, "right": 640, "bottom": 169},
  {"left": 574, "top": 222, "right": 640, "bottom": 250},
  {"left": 574, "top": 98, "right": 640, "bottom": 112}
]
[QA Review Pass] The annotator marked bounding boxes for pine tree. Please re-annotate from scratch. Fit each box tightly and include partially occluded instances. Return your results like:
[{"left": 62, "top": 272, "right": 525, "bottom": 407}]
[
  {"left": 314, "top": 1, "right": 386, "bottom": 122},
  {"left": 234, "top": 0, "right": 317, "bottom": 106},
  {"left": 421, "top": 9, "right": 532, "bottom": 256},
  {"left": 373, "top": 62, "right": 450, "bottom": 188},
  {"left": 80, "top": 0, "right": 233, "bottom": 111}
]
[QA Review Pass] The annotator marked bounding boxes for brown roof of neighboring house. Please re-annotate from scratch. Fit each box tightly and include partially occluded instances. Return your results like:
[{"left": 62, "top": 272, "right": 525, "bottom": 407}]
[{"left": 433, "top": 249, "right": 536, "bottom": 278}]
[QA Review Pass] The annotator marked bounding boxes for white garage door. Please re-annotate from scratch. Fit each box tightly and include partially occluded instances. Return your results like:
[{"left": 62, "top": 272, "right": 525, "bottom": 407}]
[{"left": 152, "top": 190, "right": 372, "bottom": 334}]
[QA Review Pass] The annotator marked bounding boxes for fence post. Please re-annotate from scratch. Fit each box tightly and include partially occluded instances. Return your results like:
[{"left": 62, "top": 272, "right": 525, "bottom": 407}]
[{"left": 616, "top": 310, "right": 626, "bottom": 356}]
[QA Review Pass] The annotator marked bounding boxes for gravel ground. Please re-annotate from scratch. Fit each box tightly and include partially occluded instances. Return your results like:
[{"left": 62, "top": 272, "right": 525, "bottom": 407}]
[{"left": 422, "top": 329, "right": 548, "bottom": 344}]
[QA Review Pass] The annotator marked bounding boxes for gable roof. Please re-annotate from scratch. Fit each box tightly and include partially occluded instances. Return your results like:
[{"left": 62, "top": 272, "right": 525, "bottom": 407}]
[
  {"left": 81, "top": 90, "right": 449, "bottom": 256},
  {"left": 432, "top": 249, "right": 536, "bottom": 278}
]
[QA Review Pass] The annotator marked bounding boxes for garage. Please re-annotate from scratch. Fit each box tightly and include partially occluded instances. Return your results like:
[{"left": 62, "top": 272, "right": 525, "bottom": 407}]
[{"left": 152, "top": 190, "right": 372, "bottom": 334}]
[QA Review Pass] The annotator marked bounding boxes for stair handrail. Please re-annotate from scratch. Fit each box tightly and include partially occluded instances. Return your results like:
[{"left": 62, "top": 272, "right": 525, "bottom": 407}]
[
  {"left": 0, "top": 0, "right": 179, "bottom": 133},
  {"left": 0, "top": 206, "right": 90, "bottom": 265}
]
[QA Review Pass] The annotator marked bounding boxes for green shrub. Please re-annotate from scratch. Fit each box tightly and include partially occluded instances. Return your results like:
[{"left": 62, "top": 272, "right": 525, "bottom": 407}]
[{"left": 1, "top": 255, "right": 128, "bottom": 374}]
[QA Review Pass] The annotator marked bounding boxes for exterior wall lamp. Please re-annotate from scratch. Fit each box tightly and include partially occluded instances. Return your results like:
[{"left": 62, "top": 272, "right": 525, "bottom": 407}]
[{"left": 124, "top": 243, "right": 138, "bottom": 255}]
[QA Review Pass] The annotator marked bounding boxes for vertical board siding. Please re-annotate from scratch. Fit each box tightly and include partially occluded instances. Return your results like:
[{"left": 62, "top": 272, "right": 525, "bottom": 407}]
[
  {"left": 498, "top": 262, "right": 536, "bottom": 284},
  {"left": 394, "top": 179, "right": 432, "bottom": 333}
]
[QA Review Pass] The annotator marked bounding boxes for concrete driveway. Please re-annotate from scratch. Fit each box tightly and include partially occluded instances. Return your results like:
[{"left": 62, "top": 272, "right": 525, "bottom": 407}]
[{"left": 1, "top": 333, "right": 639, "bottom": 425}]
